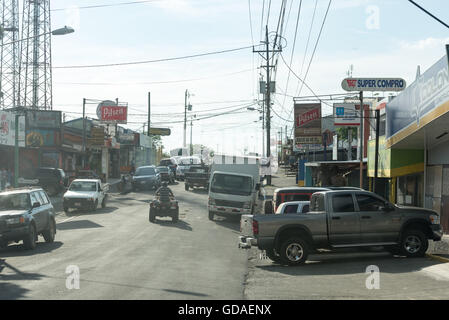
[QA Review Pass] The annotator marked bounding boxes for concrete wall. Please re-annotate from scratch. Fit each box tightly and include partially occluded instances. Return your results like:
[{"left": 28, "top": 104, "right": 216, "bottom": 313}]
[{"left": 428, "top": 139, "right": 449, "bottom": 165}]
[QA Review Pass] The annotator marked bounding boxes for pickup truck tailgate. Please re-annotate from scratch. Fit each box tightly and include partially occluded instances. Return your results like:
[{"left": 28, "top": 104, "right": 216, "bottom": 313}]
[{"left": 240, "top": 214, "right": 254, "bottom": 236}]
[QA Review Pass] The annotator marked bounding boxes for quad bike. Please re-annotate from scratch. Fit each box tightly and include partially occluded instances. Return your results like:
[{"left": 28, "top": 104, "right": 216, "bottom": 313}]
[{"left": 149, "top": 195, "right": 179, "bottom": 223}]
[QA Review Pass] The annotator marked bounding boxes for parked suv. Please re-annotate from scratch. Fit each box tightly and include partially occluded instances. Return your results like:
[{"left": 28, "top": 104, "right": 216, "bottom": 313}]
[
  {"left": 0, "top": 187, "right": 57, "bottom": 250},
  {"left": 132, "top": 166, "right": 161, "bottom": 191},
  {"left": 19, "top": 167, "right": 68, "bottom": 196}
]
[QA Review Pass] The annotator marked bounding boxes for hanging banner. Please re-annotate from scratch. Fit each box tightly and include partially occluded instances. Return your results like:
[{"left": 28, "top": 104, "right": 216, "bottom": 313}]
[{"left": 0, "top": 111, "right": 26, "bottom": 147}]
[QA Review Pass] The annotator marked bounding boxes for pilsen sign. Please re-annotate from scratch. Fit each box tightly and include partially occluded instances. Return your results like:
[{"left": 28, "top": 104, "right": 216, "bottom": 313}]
[
  {"left": 342, "top": 78, "right": 406, "bottom": 92},
  {"left": 96, "top": 100, "right": 128, "bottom": 124}
]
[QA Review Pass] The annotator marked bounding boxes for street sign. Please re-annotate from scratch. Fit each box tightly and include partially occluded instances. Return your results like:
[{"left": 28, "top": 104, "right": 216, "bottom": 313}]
[
  {"left": 342, "top": 78, "right": 406, "bottom": 92},
  {"left": 96, "top": 100, "right": 128, "bottom": 124},
  {"left": 333, "top": 103, "right": 370, "bottom": 126},
  {"left": 149, "top": 127, "right": 171, "bottom": 136}
]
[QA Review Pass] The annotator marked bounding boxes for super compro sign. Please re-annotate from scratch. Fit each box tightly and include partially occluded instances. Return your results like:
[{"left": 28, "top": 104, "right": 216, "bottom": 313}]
[{"left": 342, "top": 78, "right": 406, "bottom": 92}]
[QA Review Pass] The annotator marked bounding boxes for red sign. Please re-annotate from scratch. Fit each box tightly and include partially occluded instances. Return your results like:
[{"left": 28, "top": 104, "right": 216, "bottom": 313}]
[
  {"left": 100, "top": 106, "right": 128, "bottom": 123},
  {"left": 297, "top": 108, "right": 320, "bottom": 127}
]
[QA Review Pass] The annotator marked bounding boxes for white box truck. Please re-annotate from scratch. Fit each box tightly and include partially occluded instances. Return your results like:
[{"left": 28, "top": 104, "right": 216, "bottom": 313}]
[{"left": 207, "top": 155, "right": 265, "bottom": 220}]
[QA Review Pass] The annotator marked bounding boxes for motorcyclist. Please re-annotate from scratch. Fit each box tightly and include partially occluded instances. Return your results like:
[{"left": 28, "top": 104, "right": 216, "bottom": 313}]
[{"left": 155, "top": 181, "right": 174, "bottom": 204}]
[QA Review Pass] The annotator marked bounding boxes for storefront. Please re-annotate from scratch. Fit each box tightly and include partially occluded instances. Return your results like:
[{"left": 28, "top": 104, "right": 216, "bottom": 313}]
[{"left": 383, "top": 51, "right": 449, "bottom": 232}]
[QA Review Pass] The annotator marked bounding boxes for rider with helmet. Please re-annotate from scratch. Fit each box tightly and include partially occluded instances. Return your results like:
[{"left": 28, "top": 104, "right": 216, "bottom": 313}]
[{"left": 155, "top": 181, "right": 174, "bottom": 203}]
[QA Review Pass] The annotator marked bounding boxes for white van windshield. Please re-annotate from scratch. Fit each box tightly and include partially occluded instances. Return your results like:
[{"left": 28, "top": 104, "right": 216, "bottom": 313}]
[{"left": 210, "top": 174, "right": 252, "bottom": 196}]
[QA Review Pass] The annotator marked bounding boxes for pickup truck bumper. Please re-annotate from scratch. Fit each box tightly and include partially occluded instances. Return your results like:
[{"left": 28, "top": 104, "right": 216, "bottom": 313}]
[
  {"left": 431, "top": 224, "right": 443, "bottom": 241},
  {"left": 209, "top": 205, "right": 251, "bottom": 215},
  {"left": 238, "top": 235, "right": 257, "bottom": 249}
]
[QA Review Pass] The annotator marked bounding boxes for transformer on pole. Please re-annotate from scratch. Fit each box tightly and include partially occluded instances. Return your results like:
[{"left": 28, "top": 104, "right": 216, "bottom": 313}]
[
  {"left": 18, "top": 0, "right": 52, "bottom": 110},
  {"left": 0, "top": 0, "right": 20, "bottom": 109}
]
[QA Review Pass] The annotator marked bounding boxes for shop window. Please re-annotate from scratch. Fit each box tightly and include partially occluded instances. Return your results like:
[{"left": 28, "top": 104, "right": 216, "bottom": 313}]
[{"left": 397, "top": 173, "right": 423, "bottom": 207}]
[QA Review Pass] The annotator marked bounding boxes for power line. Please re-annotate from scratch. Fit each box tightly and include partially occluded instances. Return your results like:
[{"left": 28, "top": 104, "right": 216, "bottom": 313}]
[
  {"left": 54, "top": 68, "right": 254, "bottom": 86},
  {"left": 296, "top": 0, "right": 332, "bottom": 98},
  {"left": 279, "top": 0, "right": 303, "bottom": 117},
  {"left": 408, "top": 0, "right": 449, "bottom": 29},
  {"left": 53, "top": 45, "right": 257, "bottom": 69},
  {"left": 51, "top": 0, "right": 162, "bottom": 12}
]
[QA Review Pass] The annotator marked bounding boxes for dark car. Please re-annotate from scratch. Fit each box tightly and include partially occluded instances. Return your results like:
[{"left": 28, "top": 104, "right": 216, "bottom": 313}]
[
  {"left": 159, "top": 158, "right": 178, "bottom": 178},
  {"left": 75, "top": 170, "right": 104, "bottom": 182},
  {"left": 0, "top": 187, "right": 57, "bottom": 250},
  {"left": 132, "top": 166, "right": 161, "bottom": 191},
  {"left": 19, "top": 167, "right": 68, "bottom": 196},
  {"left": 156, "top": 166, "right": 175, "bottom": 184}
]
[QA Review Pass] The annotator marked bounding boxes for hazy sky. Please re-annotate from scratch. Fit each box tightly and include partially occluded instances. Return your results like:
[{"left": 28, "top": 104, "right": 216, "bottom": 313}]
[{"left": 48, "top": 0, "right": 449, "bottom": 155}]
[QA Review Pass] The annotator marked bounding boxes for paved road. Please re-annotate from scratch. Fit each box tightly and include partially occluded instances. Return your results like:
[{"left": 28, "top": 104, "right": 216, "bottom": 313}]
[
  {"left": 0, "top": 182, "right": 248, "bottom": 299},
  {"left": 2, "top": 179, "right": 449, "bottom": 300}
]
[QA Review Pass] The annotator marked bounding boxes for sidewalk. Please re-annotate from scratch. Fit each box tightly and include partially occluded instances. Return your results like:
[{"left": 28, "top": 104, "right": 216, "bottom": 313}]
[
  {"left": 427, "top": 236, "right": 449, "bottom": 261},
  {"left": 263, "top": 168, "right": 297, "bottom": 198}
]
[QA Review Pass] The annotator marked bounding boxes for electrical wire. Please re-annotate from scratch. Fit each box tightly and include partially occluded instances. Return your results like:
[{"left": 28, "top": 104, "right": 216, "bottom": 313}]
[
  {"left": 54, "top": 68, "right": 254, "bottom": 86},
  {"left": 296, "top": 0, "right": 332, "bottom": 98},
  {"left": 53, "top": 45, "right": 258, "bottom": 69},
  {"left": 51, "top": 0, "right": 162, "bottom": 12}
]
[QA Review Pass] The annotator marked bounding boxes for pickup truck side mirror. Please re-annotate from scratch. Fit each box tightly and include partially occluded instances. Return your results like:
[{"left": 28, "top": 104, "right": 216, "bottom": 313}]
[{"left": 32, "top": 202, "right": 41, "bottom": 209}]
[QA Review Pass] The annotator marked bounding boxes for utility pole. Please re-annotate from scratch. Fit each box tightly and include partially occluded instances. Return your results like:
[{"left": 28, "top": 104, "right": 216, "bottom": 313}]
[
  {"left": 359, "top": 91, "right": 364, "bottom": 189},
  {"left": 148, "top": 92, "right": 151, "bottom": 164},
  {"left": 82, "top": 98, "right": 86, "bottom": 168},
  {"left": 253, "top": 26, "right": 282, "bottom": 185},
  {"left": 373, "top": 109, "right": 380, "bottom": 193},
  {"left": 184, "top": 90, "right": 187, "bottom": 148},
  {"left": 190, "top": 118, "right": 192, "bottom": 155}
]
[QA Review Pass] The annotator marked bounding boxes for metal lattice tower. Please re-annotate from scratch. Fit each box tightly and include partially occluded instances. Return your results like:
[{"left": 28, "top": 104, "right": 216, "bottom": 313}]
[
  {"left": 18, "top": 0, "right": 52, "bottom": 110},
  {"left": 0, "top": 0, "right": 20, "bottom": 109}
]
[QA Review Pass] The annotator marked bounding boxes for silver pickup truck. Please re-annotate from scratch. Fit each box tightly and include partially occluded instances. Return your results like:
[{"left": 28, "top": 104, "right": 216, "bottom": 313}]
[{"left": 239, "top": 190, "right": 443, "bottom": 265}]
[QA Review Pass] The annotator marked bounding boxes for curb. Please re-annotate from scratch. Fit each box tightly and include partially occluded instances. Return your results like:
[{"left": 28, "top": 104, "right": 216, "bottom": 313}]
[{"left": 426, "top": 253, "right": 449, "bottom": 263}]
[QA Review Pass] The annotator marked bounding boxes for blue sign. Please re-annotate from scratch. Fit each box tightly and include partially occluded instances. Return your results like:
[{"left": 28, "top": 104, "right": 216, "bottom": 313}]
[{"left": 386, "top": 54, "right": 449, "bottom": 142}]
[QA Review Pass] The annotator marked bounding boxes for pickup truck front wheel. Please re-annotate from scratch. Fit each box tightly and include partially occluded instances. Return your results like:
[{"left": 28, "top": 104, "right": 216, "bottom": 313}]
[
  {"left": 279, "top": 237, "right": 309, "bottom": 266},
  {"left": 400, "top": 229, "right": 428, "bottom": 258}
]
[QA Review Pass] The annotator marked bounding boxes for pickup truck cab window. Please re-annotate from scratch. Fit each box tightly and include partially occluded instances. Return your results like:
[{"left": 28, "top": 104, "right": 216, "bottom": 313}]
[
  {"left": 284, "top": 204, "right": 298, "bottom": 214},
  {"left": 356, "top": 194, "right": 385, "bottom": 211},
  {"left": 302, "top": 205, "right": 310, "bottom": 213},
  {"left": 332, "top": 194, "right": 355, "bottom": 213}
]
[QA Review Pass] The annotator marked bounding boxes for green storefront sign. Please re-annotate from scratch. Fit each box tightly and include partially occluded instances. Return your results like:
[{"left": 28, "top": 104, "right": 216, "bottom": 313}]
[{"left": 368, "top": 136, "right": 424, "bottom": 178}]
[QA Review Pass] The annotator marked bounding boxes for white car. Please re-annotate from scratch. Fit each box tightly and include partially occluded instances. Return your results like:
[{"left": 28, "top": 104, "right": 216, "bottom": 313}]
[
  {"left": 275, "top": 201, "right": 310, "bottom": 214},
  {"left": 63, "top": 179, "right": 108, "bottom": 212}
]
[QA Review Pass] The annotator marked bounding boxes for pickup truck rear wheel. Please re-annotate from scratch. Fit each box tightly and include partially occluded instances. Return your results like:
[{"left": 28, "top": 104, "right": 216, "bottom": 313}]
[
  {"left": 279, "top": 237, "right": 309, "bottom": 266},
  {"left": 400, "top": 229, "right": 428, "bottom": 257}
]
